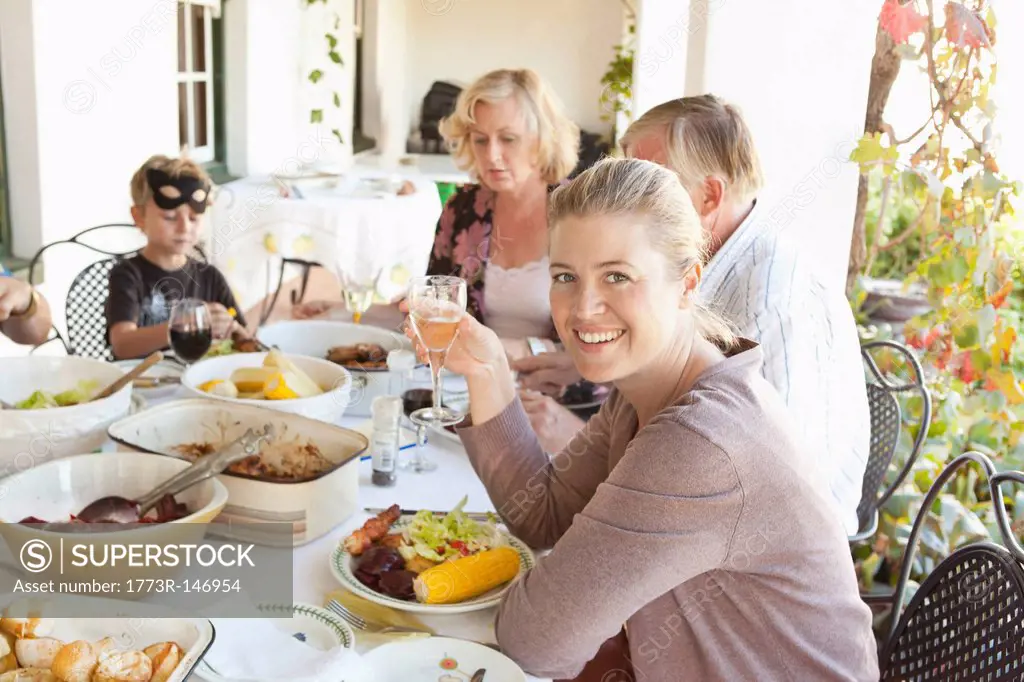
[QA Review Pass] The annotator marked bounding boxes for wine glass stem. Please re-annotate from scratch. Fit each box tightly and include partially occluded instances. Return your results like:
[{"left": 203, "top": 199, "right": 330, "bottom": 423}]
[{"left": 429, "top": 349, "right": 445, "bottom": 414}]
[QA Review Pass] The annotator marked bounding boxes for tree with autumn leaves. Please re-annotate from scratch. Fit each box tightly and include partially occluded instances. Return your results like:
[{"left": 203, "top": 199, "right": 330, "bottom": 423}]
[{"left": 847, "top": 0, "right": 1024, "bottom": 612}]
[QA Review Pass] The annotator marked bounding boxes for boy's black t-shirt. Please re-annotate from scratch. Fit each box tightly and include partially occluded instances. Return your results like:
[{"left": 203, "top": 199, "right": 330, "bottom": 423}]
[{"left": 105, "top": 255, "right": 247, "bottom": 337}]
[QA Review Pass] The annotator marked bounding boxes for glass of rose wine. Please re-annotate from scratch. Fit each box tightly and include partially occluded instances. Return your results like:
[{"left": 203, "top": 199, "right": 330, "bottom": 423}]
[{"left": 407, "top": 275, "right": 467, "bottom": 427}]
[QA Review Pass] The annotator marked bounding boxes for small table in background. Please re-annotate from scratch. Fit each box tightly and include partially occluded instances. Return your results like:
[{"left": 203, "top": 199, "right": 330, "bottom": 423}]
[{"left": 207, "top": 168, "right": 444, "bottom": 319}]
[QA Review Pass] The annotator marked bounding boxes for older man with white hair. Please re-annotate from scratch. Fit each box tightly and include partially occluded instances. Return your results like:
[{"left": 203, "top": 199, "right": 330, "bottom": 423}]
[{"left": 513, "top": 95, "right": 870, "bottom": 535}]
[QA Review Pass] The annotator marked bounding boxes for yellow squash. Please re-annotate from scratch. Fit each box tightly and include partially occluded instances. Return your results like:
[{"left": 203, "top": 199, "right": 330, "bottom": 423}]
[{"left": 413, "top": 546, "right": 520, "bottom": 604}]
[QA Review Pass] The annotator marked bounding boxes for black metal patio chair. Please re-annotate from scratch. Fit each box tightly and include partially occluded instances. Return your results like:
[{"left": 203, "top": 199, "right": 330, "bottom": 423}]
[
  {"left": 257, "top": 257, "right": 324, "bottom": 327},
  {"left": 879, "top": 451, "right": 1024, "bottom": 679},
  {"left": 27, "top": 224, "right": 205, "bottom": 360},
  {"left": 850, "top": 339, "right": 933, "bottom": 544}
]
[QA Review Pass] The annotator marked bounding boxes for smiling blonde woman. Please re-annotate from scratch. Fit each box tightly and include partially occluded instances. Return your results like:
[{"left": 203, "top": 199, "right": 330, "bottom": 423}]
[{"left": 409, "top": 157, "right": 879, "bottom": 681}]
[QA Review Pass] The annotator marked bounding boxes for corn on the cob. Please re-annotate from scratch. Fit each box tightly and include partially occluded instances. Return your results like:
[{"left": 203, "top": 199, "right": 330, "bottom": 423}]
[
  {"left": 199, "top": 379, "right": 239, "bottom": 399},
  {"left": 413, "top": 546, "right": 520, "bottom": 604},
  {"left": 263, "top": 373, "right": 299, "bottom": 400}
]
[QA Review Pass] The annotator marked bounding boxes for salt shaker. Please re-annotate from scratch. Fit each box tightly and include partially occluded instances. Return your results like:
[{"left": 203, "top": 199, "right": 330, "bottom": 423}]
[
  {"left": 386, "top": 349, "right": 417, "bottom": 397},
  {"left": 370, "top": 395, "right": 403, "bottom": 487}
]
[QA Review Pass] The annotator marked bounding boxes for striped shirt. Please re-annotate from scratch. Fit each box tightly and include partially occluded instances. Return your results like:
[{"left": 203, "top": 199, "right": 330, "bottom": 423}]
[{"left": 699, "top": 200, "right": 869, "bottom": 535}]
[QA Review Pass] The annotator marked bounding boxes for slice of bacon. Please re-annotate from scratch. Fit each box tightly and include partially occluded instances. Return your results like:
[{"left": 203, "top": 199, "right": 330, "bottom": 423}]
[{"left": 343, "top": 504, "right": 401, "bottom": 556}]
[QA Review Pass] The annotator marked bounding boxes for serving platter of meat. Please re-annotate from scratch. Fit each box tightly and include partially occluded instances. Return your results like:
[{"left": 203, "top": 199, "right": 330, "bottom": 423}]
[{"left": 325, "top": 343, "right": 390, "bottom": 370}]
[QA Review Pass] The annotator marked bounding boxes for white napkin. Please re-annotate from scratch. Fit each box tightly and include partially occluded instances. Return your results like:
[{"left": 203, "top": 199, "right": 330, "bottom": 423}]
[
  {"left": 199, "top": 592, "right": 370, "bottom": 681},
  {"left": 204, "top": 617, "right": 364, "bottom": 681}
]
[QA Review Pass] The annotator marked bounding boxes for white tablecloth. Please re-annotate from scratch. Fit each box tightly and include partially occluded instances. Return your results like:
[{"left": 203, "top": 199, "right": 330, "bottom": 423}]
[
  {"left": 101, "top": 387, "right": 548, "bottom": 682},
  {"left": 351, "top": 150, "right": 473, "bottom": 185},
  {"left": 206, "top": 169, "right": 443, "bottom": 314}
]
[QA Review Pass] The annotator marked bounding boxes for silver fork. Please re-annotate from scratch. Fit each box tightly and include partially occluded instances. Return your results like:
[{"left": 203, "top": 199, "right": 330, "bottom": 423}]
[{"left": 325, "top": 599, "right": 429, "bottom": 635}]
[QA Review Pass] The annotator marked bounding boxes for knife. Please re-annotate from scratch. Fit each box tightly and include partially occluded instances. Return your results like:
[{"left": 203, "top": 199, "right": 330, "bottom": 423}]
[
  {"left": 132, "top": 376, "right": 181, "bottom": 388},
  {"left": 363, "top": 507, "right": 497, "bottom": 522}
]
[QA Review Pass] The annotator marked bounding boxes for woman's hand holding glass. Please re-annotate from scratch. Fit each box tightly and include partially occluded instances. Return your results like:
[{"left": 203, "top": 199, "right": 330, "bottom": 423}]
[{"left": 403, "top": 304, "right": 518, "bottom": 428}]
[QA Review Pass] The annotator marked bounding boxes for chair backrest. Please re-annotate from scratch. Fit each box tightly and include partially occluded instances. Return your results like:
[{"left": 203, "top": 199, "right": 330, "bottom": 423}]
[
  {"left": 880, "top": 453, "right": 1024, "bottom": 678},
  {"left": 856, "top": 340, "right": 932, "bottom": 534},
  {"left": 27, "top": 224, "right": 207, "bottom": 358},
  {"left": 857, "top": 383, "right": 902, "bottom": 529},
  {"left": 880, "top": 542, "right": 1024, "bottom": 681},
  {"left": 65, "top": 258, "right": 120, "bottom": 360},
  {"left": 258, "top": 257, "right": 323, "bottom": 327}
]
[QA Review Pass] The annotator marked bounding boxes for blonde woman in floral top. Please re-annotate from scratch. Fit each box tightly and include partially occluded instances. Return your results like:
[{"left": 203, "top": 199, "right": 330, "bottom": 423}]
[
  {"left": 427, "top": 68, "right": 578, "bottom": 345},
  {"left": 298, "top": 68, "right": 577, "bottom": 350}
]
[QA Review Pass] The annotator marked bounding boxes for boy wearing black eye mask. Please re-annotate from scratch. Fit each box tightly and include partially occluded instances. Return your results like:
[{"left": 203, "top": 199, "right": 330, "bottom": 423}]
[{"left": 106, "top": 154, "right": 250, "bottom": 360}]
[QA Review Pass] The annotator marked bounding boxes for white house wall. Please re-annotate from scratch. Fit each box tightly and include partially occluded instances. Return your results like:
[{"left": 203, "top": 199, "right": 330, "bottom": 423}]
[
  {"left": 396, "top": 0, "right": 623, "bottom": 141},
  {"left": 630, "top": 0, "right": 878, "bottom": 292}
]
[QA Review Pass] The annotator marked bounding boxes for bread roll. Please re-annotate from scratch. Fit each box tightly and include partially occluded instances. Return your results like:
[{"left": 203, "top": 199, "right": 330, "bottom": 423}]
[
  {"left": 91, "top": 639, "right": 116, "bottom": 665},
  {"left": 92, "top": 651, "right": 151, "bottom": 682},
  {"left": 142, "top": 643, "right": 182, "bottom": 682},
  {"left": 49, "top": 641, "right": 96, "bottom": 682},
  {"left": 0, "top": 621, "right": 52, "bottom": 640},
  {"left": 0, "top": 653, "right": 16, "bottom": 674},
  {"left": 0, "top": 669, "right": 59, "bottom": 682},
  {"left": 0, "top": 632, "right": 13, "bottom": 660},
  {"left": 13, "top": 639, "right": 62, "bottom": 669}
]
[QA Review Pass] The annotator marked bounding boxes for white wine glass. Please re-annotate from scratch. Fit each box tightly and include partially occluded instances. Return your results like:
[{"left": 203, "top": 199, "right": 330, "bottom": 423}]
[
  {"left": 337, "top": 267, "right": 384, "bottom": 324},
  {"left": 407, "top": 275, "right": 467, "bottom": 427}
]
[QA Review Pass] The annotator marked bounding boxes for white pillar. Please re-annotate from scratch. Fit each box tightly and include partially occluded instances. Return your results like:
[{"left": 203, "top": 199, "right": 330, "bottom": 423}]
[
  {"left": 632, "top": 0, "right": 706, "bottom": 120},
  {"left": 990, "top": 0, "right": 1024, "bottom": 183},
  {"left": 0, "top": 0, "right": 44, "bottom": 261},
  {"left": 630, "top": 0, "right": 878, "bottom": 291}
]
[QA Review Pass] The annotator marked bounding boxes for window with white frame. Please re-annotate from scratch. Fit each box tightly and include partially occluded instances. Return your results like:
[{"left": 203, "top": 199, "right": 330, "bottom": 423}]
[{"left": 176, "top": 0, "right": 220, "bottom": 163}]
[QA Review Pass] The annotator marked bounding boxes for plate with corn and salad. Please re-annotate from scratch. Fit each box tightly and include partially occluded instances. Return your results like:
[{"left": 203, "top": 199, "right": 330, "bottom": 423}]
[{"left": 330, "top": 498, "right": 535, "bottom": 614}]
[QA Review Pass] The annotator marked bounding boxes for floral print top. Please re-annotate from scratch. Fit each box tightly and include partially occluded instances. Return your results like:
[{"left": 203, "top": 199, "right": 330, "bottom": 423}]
[{"left": 428, "top": 183, "right": 559, "bottom": 339}]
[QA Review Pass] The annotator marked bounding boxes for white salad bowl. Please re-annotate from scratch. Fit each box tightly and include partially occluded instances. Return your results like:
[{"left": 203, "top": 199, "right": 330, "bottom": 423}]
[
  {"left": 180, "top": 352, "right": 352, "bottom": 424},
  {"left": 0, "top": 356, "right": 133, "bottom": 475}
]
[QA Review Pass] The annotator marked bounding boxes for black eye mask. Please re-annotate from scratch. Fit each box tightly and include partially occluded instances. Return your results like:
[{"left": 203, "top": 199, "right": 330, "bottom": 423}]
[{"left": 146, "top": 168, "right": 211, "bottom": 214}]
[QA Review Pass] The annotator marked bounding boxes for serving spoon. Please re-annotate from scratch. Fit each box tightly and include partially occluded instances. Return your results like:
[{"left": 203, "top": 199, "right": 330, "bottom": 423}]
[
  {"left": 77, "top": 424, "right": 276, "bottom": 523},
  {"left": 92, "top": 351, "right": 164, "bottom": 401}
]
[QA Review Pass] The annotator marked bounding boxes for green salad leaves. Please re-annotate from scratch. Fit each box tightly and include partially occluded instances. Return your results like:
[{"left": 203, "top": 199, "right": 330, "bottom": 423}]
[
  {"left": 14, "top": 380, "right": 100, "bottom": 410},
  {"left": 398, "top": 496, "right": 503, "bottom": 563}
]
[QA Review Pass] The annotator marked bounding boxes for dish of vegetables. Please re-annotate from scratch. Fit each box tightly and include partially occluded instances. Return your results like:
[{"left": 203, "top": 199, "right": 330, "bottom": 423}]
[
  {"left": 330, "top": 498, "right": 534, "bottom": 615},
  {"left": 6, "top": 380, "right": 99, "bottom": 410}
]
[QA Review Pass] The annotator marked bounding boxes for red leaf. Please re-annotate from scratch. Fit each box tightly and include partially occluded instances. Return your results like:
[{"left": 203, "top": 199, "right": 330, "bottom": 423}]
[
  {"left": 880, "top": 0, "right": 927, "bottom": 44},
  {"left": 986, "top": 280, "right": 1014, "bottom": 309},
  {"left": 944, "top": 2, "right": 992, "bottom": 48}
]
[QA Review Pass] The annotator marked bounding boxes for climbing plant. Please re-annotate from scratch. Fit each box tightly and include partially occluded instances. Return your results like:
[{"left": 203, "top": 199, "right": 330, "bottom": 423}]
[
  {"left": 598, "top": 0, "right": 636, "bottom": 142},
  {"left": 599, "top": 22, "right": 636, "bottom": 125},
  {"left": 847, "top": 0, "right": 1024, "bottom": 619},
  {"left": 306, "top": 0, "right": 346, "bottom": 144}
]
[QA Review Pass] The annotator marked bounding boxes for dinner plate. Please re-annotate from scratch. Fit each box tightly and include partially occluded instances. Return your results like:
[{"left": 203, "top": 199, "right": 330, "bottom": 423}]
[
  {"left": 193, "top": 603, "right": 355, "bottom": 682},
  {"left": 330, "top": 516, "right": 535, "bottom": 615},
  {"left": 426, "top": 423, "right": 463, "bottom": 446},
  {"left": 358, "top": 636, "right": 527, "bottom": 682},
  {"left": 560, "top": 397, "right": 604, "bottom": 411}
]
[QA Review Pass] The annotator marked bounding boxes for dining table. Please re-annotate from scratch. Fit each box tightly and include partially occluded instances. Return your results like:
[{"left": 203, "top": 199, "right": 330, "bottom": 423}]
[{"left": 99, "top": 383, "right": 551, "bottom": 682}]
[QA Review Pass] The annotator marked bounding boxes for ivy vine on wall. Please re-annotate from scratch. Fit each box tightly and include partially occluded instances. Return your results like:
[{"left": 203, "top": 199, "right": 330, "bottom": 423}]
[
  {"left": 599, "top": 0, "right": 636, "bottom": 141},
  {"left": 306, "top": 0, "right": 345, "bottom": 144}
]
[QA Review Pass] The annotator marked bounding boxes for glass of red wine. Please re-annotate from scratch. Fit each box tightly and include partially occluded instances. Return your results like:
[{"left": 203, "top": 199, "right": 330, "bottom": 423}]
[{"left": 168, "top": 298, "right": 213, "bottom": 365}]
